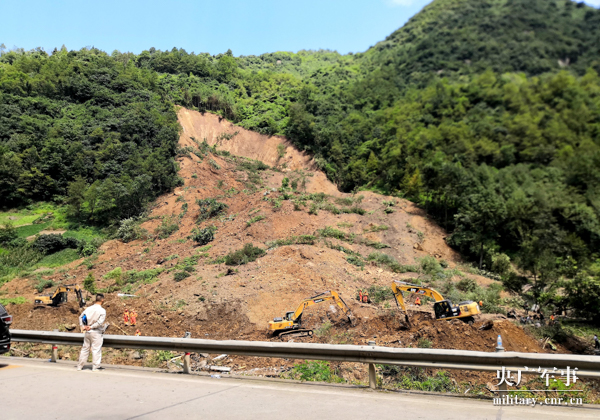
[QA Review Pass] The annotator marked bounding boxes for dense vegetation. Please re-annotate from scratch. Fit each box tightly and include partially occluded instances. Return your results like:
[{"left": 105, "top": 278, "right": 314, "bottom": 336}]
[
  {"left": 1, "top": 0, "right": 600, "bottom": 319},
  {"left": 0, "top": 47, "right": 181, "bottom": 224}
]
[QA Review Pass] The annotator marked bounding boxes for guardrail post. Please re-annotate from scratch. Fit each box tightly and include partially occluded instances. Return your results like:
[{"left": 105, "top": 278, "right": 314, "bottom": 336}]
[
  {"left": 368, "top": 363, "right": 377, "bottom": 389},
  {"left": 183, "top": 332, "right": 191, "bottom": 374},
  {"left": 50, "top": 329, "right": 58, "bottom": 363},
  {"left": 495, "top": 344, "right": 507, "bottom": 396},
  {"left": 367, "top": 341, "right": 377, "bottom": 389}
]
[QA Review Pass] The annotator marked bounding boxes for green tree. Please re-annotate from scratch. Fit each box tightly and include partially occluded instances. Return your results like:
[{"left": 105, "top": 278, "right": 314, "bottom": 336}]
[{"left": 83, "top": 272, "right": 97, "bottom": 295}]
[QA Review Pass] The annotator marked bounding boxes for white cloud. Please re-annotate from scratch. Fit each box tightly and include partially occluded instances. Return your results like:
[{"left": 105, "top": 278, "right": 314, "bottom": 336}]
[
  {"left": 386, "top": 0, "right": 415, "bottom": 6},
  {"left": 583, "top": 0, "right": 600, "bottom": 6}
]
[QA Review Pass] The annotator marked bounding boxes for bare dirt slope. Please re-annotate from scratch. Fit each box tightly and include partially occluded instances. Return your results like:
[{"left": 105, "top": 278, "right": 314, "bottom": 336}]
[
  {"left": 2, "top": 108, "right": 564, "bottom": 380},
  {"left": 177, "top": 108, "right": 339, "bottom": 195}
]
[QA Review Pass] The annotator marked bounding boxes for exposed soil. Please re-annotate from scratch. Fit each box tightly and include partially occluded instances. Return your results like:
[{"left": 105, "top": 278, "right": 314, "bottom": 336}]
[{"left": 2, "top": 108, "right": 591, "bottom": 394}]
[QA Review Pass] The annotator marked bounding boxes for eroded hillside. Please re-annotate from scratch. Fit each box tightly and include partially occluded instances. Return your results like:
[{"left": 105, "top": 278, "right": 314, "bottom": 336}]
[{"left": 2, "top": 108, "right": 575, "bottom": 390}]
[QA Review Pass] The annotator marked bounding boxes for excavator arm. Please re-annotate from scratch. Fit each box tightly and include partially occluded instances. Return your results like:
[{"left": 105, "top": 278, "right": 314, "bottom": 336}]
[
  {"left": 391, "top": 281, "right": 481, "bottom": 324},
  {"left": 73, "top": 285, "right": 85, "bottom": 308},
  {"left": 290, "top": 291, "right": 352, "bottom": 323},
  {"left": 392, "top": 282, "right": 445, "bottom": 303},
  {"left": 269, "top": 290, "right": 355, "bottom": 336}
]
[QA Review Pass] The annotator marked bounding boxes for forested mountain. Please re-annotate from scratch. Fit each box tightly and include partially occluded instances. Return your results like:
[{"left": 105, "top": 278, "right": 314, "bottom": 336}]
[
  {"left": 0, "top": 48, "right": 181, "bottom": 224},
  {"left": 1, "top": 0, "right": 600, "bottom": 313}
]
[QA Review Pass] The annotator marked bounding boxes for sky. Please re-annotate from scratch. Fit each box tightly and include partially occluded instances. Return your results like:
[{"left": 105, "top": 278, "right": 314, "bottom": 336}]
[
  {"left": 0, "top": 0, "right": 435, "bottom": 56},
  {"left": 1, "top": 0, "right": 599, "bottom": 57}
]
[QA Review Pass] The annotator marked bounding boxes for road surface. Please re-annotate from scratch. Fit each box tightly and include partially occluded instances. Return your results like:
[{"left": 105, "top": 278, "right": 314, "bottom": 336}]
[{"left": 1, "top": 357, "right": 598, "bottom": 419}]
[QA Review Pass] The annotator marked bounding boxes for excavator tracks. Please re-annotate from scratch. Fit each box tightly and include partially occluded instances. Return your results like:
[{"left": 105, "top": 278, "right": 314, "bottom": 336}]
[{"left": 277, "top": 329, "right": 313, "bottom": 339}]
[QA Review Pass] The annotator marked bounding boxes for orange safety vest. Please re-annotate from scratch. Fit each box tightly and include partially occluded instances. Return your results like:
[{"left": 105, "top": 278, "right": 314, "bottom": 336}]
[{"left": 415, "top": 296, "right": 421, "bottom": 305}]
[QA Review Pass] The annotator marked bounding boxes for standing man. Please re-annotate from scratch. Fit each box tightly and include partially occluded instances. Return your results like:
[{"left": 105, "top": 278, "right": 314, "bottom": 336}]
[
  {"left": 77, "top": 294, "right": 107, "bottom": 372},
  {"left": 594, "top": 335, "right": 599, "bottom": 350},
  {"left": 130, "top": 309, "right": 137, "bottom": 327}
]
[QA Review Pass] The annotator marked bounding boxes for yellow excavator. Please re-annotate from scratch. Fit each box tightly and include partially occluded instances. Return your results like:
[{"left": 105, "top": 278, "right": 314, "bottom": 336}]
[
  {"left": 268, "top": 291, "right": 354, "bottom": 337},
  {"left": 35, "top": 284, "right": 85, "bottom": 308},
  {"left": 391, "top": 281, "right": 481, "bottom": 325}
]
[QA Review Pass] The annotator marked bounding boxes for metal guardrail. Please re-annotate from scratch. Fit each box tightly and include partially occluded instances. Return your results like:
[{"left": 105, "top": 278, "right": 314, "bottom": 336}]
[{"left": 10, "top": 329, "right": 600, "bottom": 389}]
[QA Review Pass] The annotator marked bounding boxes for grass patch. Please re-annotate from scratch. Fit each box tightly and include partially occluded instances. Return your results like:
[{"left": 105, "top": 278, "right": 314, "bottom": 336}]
[
  {"left": 346, "top": 255, "right": 365, "bottom": 267},
  {"left": 103, "top": 267, "right": 123, "bottom": 284},
  {"left": 337, "top": 222, "right": 354, "bottom": 228},
  {"left": 378, "top": 366, "right": 457, "bottom": 393},
  {"left": 266, "top": 235, "right": 316, "bottom": 248},
  {"left": 363, "top": 239, "right": 390, "bottom": 249},
  {"left": 285, "top": 361, "right": 344, "bottom": 383},
  {"left": 15, "top": 222, "right": 52, "bottom": 238},
  {"left": 246, "top": 215, "right": 265, "bottom": 227},
  {"left": 367, "top": 252, "right": 419, "bottom": 273},
  {"left": 224, "top": 243, "right": 265, "bottom": 266},
  {"left": 35, "top": 248, "right": 80, "bottom": 268},
  {"left": 0, "top": 296, "right": 28, "bottom": 305},
  {"left": 154, "top": 216, "right": 179, "bottom": 239},
  {"left": 34, "top": 278, "right": 55, "bottom": 293},
  {"left": 364, "top": 224, "right": 388, "bottom": 232},
  {"left": 317, "top": 226, "right": 354, "bottom": 242}
]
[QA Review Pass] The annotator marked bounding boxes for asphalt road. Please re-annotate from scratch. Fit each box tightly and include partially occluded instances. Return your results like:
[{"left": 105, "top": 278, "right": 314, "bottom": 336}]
[{"left": 1, "top": 357, "right": 598, "bottom": 420}]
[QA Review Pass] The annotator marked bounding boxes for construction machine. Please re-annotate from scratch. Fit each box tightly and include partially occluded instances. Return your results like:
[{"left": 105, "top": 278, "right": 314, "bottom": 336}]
[
  {"left": 34, "top": 284, "right": 85, "bottom": 308},
  {"left": 391, "top": 281, "right": 480, "bottom": 325},
  {"left": 268, "top": 291, "right": 354, "bottom": 338}
]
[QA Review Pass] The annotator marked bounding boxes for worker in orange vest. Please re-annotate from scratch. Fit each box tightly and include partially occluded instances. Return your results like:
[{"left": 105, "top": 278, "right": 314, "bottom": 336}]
[
  {"left": 363, "top": 290, "right": 369, "bottom": 303},
  {"left": 358, "top": 290, "right": 363, "bottom": 302},
  {"left": 123, "top": 309, "right": 129, "bottom": 326},
  {"left": 135, "top": 329, "right": 141, "bottom": 336},
  {"left": 415, "top": 296, "right": 421, "bottom": 306},
  {"left": 130, "top": 310, "right": 137, "bottom": 326},
  {"left": 479, "top": 300, "right": 483, "bottom": 308}
]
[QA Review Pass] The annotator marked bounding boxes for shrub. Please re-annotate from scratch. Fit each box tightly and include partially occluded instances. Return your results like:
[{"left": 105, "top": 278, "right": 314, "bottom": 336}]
[
  {"left": 154, "top": 216, "right": 179, "bottom": 239},
  {"left": 286, "top": 361, "right": 343, "bottom": 383},
  {"left": 419, "top": 256, "right": 443, "bottom": 275},
  {"left": 363, "top": 240, "right": 390, "bottom": 249},
  {"left": 277, "top": 143, "right": 286, "bottom": 159},
  {"left": 34, "top": 278, "right": 55, "bottom": 293},
  {"left": 78, "top": 238, "right": 104, "bottom": 257},
  {"left": 247, "top": 215, "right": 265, "bottom": 226},
  {"left": 7, "top": 238, "right": 28, "bottom": 248},
  {"left": 117, "top": 218, "right": 145, "bottom": 243},
  {"left": 83, "top": 273, "right": 97, "bottom": 294},
  {"left": 417, "top": 338, "right": 432, "bottom": 348},
  {"left": 0, "top": 223, "right": 18, "bottom": 245},
  {"left": 103, "top": 267, "right": 123, "bottom": 284},
  {"left": 196, "top": 198, "right": 228, "bottom": 222},
  {"left": 456, "top": 278, "right": 478, "bottom": 293},
  {"left": 33, "top": 234, "right": 80, "bottom": 255},
  {"left": 367, "top": 285, "right": 394, "bottom": 304},
  {"left": 174, "top": 271, "right": 191, "bottom": 282},
  {"left": 189, "top": 226, "right": 216, "bottom": 245},
  {"left": 317, "top": 226, "right": 348, "bottom": 241},
  {"left": 225, "top": 243, "right": 265, "bottom": 266},
  {"left": 367, "top": 252, "right": 407, "bottom": 273},
  {"left": 346, "top": 255, "right": 365, "bottom": 267},
  {"left": 491, "top": 253, "right": 512, "bottom": 277}
]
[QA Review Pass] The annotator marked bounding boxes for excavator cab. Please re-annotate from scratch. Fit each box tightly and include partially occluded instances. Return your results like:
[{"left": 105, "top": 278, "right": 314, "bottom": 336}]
[{"left": 433, "top": 300, "right": 460, "bottom": 319}]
